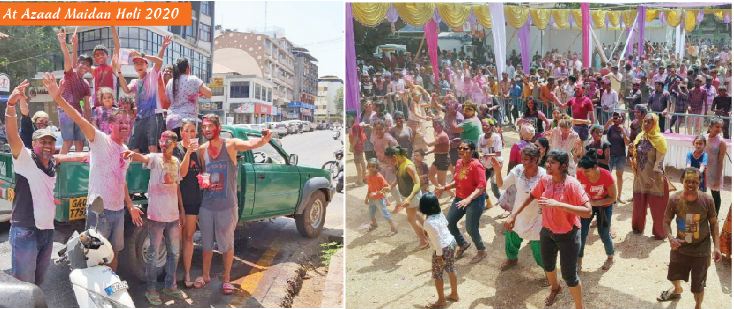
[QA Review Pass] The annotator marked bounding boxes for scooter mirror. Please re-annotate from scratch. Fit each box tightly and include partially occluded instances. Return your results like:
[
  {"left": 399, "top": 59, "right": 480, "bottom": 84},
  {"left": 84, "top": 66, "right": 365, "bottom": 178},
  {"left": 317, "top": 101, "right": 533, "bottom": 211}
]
[{"left": 89, "top": 196, "right": 104, "bottom": 216}]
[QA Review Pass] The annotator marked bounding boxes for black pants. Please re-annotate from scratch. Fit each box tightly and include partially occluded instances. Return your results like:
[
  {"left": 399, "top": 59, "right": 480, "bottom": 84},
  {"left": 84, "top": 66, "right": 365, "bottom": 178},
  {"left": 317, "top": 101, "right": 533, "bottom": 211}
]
[
  {"left": 484, "top": 168, "right": 501, "bottom": 199},
  {"left": 712, "top": 190, "right": 721, "bottom": 216},
  {"left": 658, "top": 116, "right": 666, "bottom": 133},
  {"left": 540, "top": 227, "right": 581, "bottom": 287}
]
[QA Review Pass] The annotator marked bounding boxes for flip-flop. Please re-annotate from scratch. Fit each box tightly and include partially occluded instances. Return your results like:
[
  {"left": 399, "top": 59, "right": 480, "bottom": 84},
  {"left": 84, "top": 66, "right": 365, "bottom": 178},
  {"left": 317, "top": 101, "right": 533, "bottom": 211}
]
[
  {"left": 455, "top": 243, "right": 471, "bottom": 259},
  {"left": 145, "top": 290, "right": 163, "bottom": 306},
  {"left": 656, "top": 289, "right": 682, "bottom": 302},
  {"left": 194, "top": 276, "right": 209, "bottom": 289},
  {"left": 184, "top": 279, "right": 195, "bottom": 289},
  {"left": 222, "top": 282, "right": 236, "bottom": 295},
  {"left": 545, "top": 286, "right": 562, "bottom": 307},
  {"left": 162, "top": 288, "right": 187, "bottom": 300}
]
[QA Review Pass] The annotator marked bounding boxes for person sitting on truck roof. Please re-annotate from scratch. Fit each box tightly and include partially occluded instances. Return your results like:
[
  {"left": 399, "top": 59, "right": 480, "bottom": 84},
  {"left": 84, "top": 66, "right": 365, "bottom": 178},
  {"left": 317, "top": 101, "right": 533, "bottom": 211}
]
[
  {"left": 123, "top": 130, "right": 186, "bottom": 305},
  {"left": 41, "top": 72, "right": 139, "bottom": 272},
  {"left": 195, "top": 114, "right": 272, "bottom": 295}
]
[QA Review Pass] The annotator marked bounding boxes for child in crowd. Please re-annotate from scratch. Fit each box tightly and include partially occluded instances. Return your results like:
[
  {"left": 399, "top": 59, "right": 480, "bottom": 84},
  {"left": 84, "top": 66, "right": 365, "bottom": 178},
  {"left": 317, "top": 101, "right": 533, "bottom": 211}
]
[
  {"left": 124, "top": 130, "right": 185, "bottom": 305},
  {"left": 364, "top": 159, "right": 398, "bottom": 235},
  {"left": 685, "top": 135, "right": 708, "bottom": 192},
  {"left": 412, "top": 150, "right": 430, "bottom": 193},
  {"left": 420, "top": 192, "right": 458, "bottom": 309},
  {"left": 92, "top": 87, "right": 116, "bottom": 134}
]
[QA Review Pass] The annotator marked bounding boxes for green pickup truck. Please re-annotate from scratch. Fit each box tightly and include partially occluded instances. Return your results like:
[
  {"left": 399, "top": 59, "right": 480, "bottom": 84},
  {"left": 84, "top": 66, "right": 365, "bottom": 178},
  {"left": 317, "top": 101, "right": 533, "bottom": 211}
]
[{"left": 0, "top": 125, "right": 335, "bottom": 280}]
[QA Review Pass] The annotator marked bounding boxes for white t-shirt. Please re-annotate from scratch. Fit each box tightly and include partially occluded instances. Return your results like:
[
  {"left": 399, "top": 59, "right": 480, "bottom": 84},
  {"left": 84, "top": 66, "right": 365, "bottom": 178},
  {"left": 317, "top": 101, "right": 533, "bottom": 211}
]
[
  {"left": 144, "top": 153, "right": 181, "bottom": 222},
  {"left": 88, "top": 129, "right": 129, "bottom": 211},
  {"left": 165, "top": 75, "right": 203, "bottom": 130},
  {"left": 13, "top": 148, "right": 56, "bottom": 230},
  {"left": 501, "top": 165, "right": 546, "bottom": 240},
  {"left": 478, "top": 132, "right": 503, "bottom": 168},
  {"left": 423, "top": 213, "right": 455, "bottom": 256},
  {"left": 600, "top": 89, "right": 619, "bottom": 111}
]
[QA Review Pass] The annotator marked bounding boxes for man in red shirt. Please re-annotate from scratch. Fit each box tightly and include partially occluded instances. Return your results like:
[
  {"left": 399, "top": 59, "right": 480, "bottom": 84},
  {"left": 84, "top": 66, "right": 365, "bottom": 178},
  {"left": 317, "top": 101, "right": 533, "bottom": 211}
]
[{"left": 562, "top": 86, "right": 595, "bottom": 141}]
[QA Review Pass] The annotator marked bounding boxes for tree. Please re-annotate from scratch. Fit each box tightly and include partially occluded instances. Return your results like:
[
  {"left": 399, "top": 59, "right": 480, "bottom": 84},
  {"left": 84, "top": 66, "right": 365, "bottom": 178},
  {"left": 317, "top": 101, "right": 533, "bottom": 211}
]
[
  {"left": 334, "top": 85, "right": 344, "bottom": 119},
  {"left": 0, "top": 26, "right": 59, "bottom": 89},
  {"left": 353, "top": 20, "right": 405, "bottom": 61}
]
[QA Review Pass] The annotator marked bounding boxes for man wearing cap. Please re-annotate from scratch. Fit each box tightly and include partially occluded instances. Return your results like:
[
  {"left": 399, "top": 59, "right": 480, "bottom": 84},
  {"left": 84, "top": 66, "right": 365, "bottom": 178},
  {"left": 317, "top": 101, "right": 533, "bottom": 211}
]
[
  {"left": 56, "top": 28, "right": 91, "bottom": 155},
  {"left": 649, "top": 81, "right": 671, "bottom": 132},
  {"left": 114, "top": 46, "right": 167, "bottom": 154},
  {"left": 18, "top": 90, "right": 50, "bottom": 149},
  {"left": 688, "top": 76, "right": 707, "bottom": 134}
]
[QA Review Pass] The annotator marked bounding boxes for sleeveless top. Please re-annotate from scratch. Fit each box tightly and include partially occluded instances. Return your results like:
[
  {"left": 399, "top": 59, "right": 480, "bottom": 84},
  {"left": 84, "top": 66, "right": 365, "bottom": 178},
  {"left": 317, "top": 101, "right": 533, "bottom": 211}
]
[
  {"left": 202, "top": 138, "right": 238, "bottom": 211},
  {"left": 397, "top": 159, "right": 417, "bottom": 198}
]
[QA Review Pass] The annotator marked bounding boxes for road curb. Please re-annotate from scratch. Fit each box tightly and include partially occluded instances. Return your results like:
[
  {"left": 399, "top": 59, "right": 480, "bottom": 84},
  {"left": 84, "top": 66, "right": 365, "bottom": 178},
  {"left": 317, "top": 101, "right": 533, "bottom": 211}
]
[
  {"left": 320, "top": 248, "right": 344, "bottom": 308},
  {"left": 250, "top": 261, "right": 306, "bottom": 308}
]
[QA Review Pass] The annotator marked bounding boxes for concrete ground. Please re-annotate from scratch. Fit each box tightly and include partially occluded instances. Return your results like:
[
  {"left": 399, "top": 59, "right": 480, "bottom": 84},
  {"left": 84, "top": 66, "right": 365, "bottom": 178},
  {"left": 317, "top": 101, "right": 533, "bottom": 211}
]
[{"left": 344, "top": 128, "right": 731, "bottom": 309}]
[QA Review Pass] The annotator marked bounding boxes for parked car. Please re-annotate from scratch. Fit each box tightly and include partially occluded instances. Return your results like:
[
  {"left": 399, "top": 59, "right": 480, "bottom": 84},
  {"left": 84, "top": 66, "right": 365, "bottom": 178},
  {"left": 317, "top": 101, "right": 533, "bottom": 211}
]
[
  {"left": 267, "top": 122, "right": 288, "bottom": 138},
  {"left": 298, "top": 121, "right": 311, "bottom": 132},
  {"left": 283, "top": 120, "right": 301, "bottom": 134}
]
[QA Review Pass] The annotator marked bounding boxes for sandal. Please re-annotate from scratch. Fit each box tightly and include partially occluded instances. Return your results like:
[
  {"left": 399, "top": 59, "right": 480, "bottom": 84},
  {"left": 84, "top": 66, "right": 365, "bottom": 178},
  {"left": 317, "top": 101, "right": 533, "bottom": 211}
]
[
  {"left": 184, "top": 278, "right": 195, "bottom": 289},
  {"left": 368, "top": 223, "right": 378, "bottom": 232},
  {"left": 469, "top": 250, "right": 487, "bottom": 264},
  {"left": 222, "top": 282, "right": 236, "bottom": 295},
  {"left": 193, "top": 276, "right": 209, "bottom": 289},
  {"left": 544, "top": 286, "right": 562, "bottom": 307},
  {"left": 162, "top": 288, "right": 187, "bottom": 300},
  {"left": 656, "top": 289, "right": 682, "bottom": 302},
  {"left": 500, "top": 259, "right": 518, "bottom": 271},
  {"left": 455, "top": 243, "right": 471, "bottom": 259},
  {"left": 425, "top": 300, "right": 447, "bottom": 309},
  {"left": 145, "top": 290, "right": 163, "bottom": 306}
]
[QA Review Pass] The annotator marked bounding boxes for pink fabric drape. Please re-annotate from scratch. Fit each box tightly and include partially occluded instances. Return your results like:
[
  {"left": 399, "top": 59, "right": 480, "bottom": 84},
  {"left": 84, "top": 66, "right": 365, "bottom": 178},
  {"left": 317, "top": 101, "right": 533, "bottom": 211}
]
[
  {"left": 638, "top": 6, "right": 646, "bottom": 58},
  {"left": 424, "top": 19, "right": 440, "bottom": 88},
  {"left": 581, "top": 3, "right": 590, "bottom": 68},
  {"left": 518, "top": 20, "right": 531, "bottom": 74},
  {"left": 345, "top": 3, "right": 360, "bottom": 119}
]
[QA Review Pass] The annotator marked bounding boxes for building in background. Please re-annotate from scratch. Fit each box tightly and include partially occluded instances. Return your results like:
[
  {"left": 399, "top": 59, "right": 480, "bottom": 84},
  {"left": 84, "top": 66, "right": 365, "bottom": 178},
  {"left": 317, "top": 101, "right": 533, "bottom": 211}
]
[
  {"left": 214, "top": 30, "right": 296, "bottom": 123},
  {"left": 292, "top": 46, "right": 318, "bottom": 116},
  {"left": 208, "top": 73, "right": 273, "bottom": 124},
  {"left": 316, "top": 75, "right": 343, "bottom": 123}
]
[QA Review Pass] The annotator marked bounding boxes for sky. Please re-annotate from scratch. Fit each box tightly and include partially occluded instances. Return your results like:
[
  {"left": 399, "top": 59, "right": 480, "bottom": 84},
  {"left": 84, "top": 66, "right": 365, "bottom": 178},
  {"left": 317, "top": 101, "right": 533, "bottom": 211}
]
[{"left": 215, "top": 1, "right": 344, "bottom": 80}]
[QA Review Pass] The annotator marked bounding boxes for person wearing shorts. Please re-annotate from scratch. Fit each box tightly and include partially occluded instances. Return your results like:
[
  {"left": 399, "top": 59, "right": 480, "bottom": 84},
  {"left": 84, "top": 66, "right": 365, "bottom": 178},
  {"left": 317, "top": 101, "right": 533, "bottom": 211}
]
[
  {"left": 387, "top": 146, "right": 429, "bottom": 248},
  {"left": 420, "top": 192, "right": 458, "bottom": 309},
  {"left": 195, "top": 114, "right": 272, "bottom": 295},
  {"left": 430, "top": 119, "right": 451, "bottom": 194},
  {"left": 658, "top": 168, "right": 721, "bottom": 308}
]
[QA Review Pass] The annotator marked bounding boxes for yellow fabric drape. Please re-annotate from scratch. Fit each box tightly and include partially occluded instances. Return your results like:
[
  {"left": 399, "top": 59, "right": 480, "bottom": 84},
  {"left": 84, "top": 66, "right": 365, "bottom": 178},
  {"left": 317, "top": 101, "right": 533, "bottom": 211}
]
[
  {"left": 393, "top": 3, "right": 435, "bottom": 27},
  {"left": 504, "top": 5, "right": 530, "bottom": 29},
  {"left": 684, "top": 9, "right": 697, "bottom": 32},
  {"left": 591, "top": 10, "right": 606, "bottom": 29},
  {"left": 607, "top": 11, "right": 620, "bottom": 28},
  {"left": 645, "top": 9, "right": 659, "bottom": 22},
  {"left": 351, "top": 3, "right": 390, "bottom": 28},
  {"left": 552, "top": 9, "right": 570, "bottom": 30},
  {"left": 530, "top": 8, "right": 551, "bottom": 30},
  {"left": 572, "top": 9, "right": 582, "bottom": 29},
  {"left": 437, "top": 3, "right": 471, "bottom": 29},
  {"left": 472, "top": 4, "right": 492, "bottom": 29},
  {"left": 622, "top": 9, "right": 637, "bottom": 28},
  {"left": 665, "top": 9, "right": 682, "bottom": 27}
]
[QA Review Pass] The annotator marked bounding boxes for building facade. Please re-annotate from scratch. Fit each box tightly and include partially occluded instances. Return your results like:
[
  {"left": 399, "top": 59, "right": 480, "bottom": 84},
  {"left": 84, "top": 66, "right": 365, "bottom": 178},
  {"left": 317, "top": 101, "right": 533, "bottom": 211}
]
[
  {"left": 292, "top": 47, "right": 318, "bottom": 105},
  {"left": 214, "top": 30, "right": 296, "bottom": 119},
  {"left": 208, "top": 73, "right": 274, "bottom": 125},
  {"left": 316, "top": 75, "right": 343, "bottom": 122}
]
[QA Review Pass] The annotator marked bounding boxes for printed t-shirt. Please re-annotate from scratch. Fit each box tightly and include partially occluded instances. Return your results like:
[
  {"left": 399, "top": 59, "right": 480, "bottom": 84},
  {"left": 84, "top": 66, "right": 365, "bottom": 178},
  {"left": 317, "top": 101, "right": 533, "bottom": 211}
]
[
  {"left": 144, "top": 153, "right": 181, "bottom": 222},
  {"left": 665, "top": 192, "right": 717, "bottom": 257},
  {"left": 575, "top": 168, "right": 615, "bottom": 203},
  {"left": 129, "top": 67, "right": 161, "bottom": 119},
  {"left": 366, "top": 173, "right": 389, "bottom": 200}
]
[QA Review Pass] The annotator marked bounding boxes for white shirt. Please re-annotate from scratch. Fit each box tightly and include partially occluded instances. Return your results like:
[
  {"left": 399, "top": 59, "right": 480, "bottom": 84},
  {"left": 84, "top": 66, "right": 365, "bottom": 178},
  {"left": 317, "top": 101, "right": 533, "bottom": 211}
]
[
  {"left": 13, "top": 148, "right": 56, "bottom": 230},
  {"left": 423, "top": 213, "right": 455, "bottom": 256},
  {"left": 144, "top": 154, "right": 181, "bottom": 222},
  {"left": 600, "top": 89, "right": 619, "bottom": 111},
  {"left": 500, "top": 165, "right": 546, "bottom": 240},
  {"left": 88, "top": 129, "right": 129, "bottom": 211},
  {"left": 478, "top": 132, "right": 503, "bottom": 168}
]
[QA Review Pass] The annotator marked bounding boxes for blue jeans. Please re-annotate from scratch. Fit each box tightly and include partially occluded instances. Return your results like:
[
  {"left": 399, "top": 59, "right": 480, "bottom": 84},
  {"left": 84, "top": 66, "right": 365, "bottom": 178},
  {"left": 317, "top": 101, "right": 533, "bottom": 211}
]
[
  {"left": 368, "top": 198, "right": 392, "bottom": 221},
  {"left": 579, "top": 205, "right": 615, "bottom": 257},
  {"left": 446, "top": 194, "right": 486, "bottom": 251},
  {"left": 146, "top": 220, "right": 181, "bottom": 290},
  {"left": 10, "top": 225, "right": 54, "bottom": 284}
]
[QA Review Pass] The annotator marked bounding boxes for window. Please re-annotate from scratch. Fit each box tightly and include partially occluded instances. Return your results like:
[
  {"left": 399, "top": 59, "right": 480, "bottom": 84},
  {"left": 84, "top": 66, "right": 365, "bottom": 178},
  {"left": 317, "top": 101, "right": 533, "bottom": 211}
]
[
  {"left": 254, "top": 83, "right": 261, "bottom": 100},
  {"left": 261, "top": 86, "right": 266, "bottom": 101},
  {"left": 251, "top": 139, "right": 286, "bottom": 164},
  {"left": 267, "top": 89, "right": 272, "bottom": 102},
  {"left": 200, "top": 1, "right": 211, "bottom": 16},
  {"left": 230, "top": 81, "right": 250, "bottom": 98},
  {"left": 199, "top": 23, "right": 211, "bottom": 42}
]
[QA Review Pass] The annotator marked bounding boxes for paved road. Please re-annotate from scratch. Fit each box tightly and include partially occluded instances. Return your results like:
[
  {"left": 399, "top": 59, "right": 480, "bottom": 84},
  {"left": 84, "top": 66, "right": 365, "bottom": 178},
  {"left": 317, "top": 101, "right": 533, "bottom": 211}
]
[
  {"left": 344, "top": 130, "right": 731, "bottom": 309},
  {"left": 0, "top": 129, "right": 344, "bottom": 307}
]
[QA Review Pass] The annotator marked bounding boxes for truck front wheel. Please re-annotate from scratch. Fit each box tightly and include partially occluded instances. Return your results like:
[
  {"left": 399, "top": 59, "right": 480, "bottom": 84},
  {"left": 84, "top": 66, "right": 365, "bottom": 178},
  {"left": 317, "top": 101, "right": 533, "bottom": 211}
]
[
  {"left": 295, "top": 191, "right": 326, "bottom": 238},
  {"left": 124, "top": 221, "right": 166, "bottom": 282}
]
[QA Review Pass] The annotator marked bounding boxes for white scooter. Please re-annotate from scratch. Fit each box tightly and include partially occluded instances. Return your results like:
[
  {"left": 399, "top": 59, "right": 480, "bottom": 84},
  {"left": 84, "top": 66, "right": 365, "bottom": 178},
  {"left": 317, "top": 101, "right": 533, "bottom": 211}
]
[{"left": 55, "top": 197, "right": 135, "bottom": 308}]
